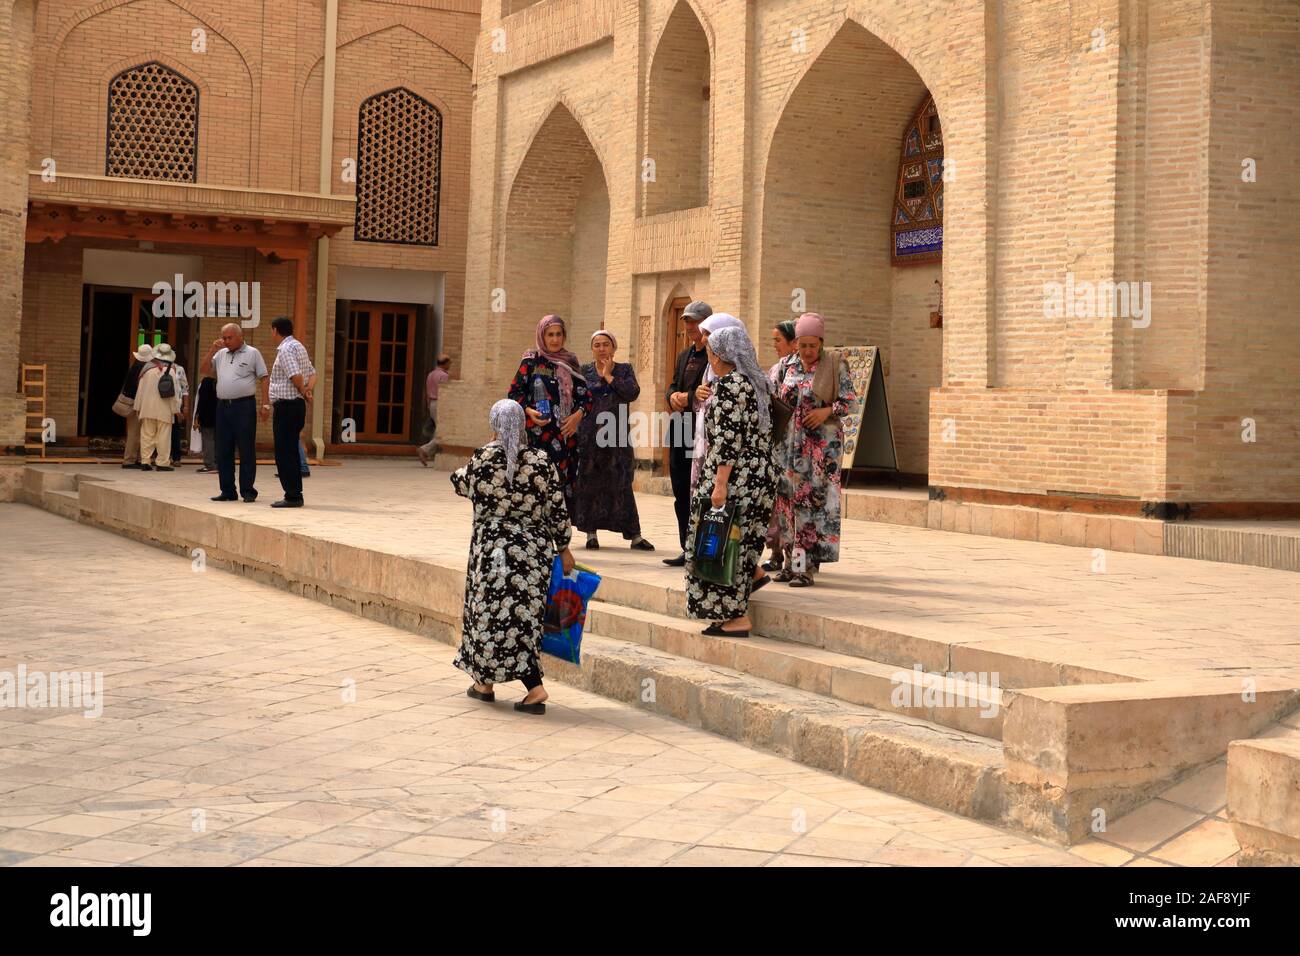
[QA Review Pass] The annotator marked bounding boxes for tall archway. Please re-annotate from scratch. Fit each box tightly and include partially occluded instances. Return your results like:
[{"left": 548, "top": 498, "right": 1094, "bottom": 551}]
[
  {"left": 643, "top": 1, "right": 710, "bottom": 215},
  {"left": 759, "top": 20, "right": 941, "bottom": 476},
  {"left": 499, "top": 103, "right": 609, "bottom": 382}
]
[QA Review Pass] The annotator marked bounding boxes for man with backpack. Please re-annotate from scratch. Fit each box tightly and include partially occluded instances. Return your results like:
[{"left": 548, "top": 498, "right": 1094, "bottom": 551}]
[{"left": 135, "top": 348, "right": 182, "bottom": 471}]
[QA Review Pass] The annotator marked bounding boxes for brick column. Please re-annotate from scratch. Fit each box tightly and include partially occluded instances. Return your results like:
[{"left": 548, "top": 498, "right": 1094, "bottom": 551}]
[{"left": 0, "top": 0, "right": 36, "bottom": 449}]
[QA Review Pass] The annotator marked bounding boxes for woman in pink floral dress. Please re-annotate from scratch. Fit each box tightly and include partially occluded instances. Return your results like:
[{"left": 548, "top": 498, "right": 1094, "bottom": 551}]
[{"left": 771, "top": 313, "right": 857, "bottom": 587}]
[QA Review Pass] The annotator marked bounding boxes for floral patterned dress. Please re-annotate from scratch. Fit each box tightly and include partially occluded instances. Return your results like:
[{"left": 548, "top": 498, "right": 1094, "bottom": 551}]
[
  {"left": 772, "top": 352, "right": 857, "bottom": 570},
  {"left": 451, "top": 444, "right": 572, "bottom": 685},
  {"left": 572, "top": 361, "right": 643, "bottom": 537},
  {"left": 685, "top": 371, "right": 779, "bottom": 621},
  {"left": 507, "top": 355, "right": 593, "bottom": 506}
]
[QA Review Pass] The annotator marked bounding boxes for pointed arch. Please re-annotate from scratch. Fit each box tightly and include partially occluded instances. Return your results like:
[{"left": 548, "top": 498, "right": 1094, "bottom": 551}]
[
  {"left": 498, "top": 102, "right": 610, "bottom": 382},
  {"left": 643, "top": 0, "right": 712, "bottom": 215}
]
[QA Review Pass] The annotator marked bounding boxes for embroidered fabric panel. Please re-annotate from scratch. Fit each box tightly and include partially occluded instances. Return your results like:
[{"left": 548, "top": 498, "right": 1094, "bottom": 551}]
[
  {"left": 106, "top": 62, "right": 199, "bottom": 183},
  {"left": 891, "top": 94, "right": 943, "bottom": 265},
  {"left": 355, "top": 87, "right": 443, "bottom": 246}
]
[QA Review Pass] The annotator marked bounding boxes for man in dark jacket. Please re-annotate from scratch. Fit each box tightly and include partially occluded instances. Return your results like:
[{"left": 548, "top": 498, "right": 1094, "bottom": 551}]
[
  {"left": 662, "top": 300, "right": 712, "bottom": 566},
  {"left": 120, "top": 344, "right": 153, "bottom": 468}
]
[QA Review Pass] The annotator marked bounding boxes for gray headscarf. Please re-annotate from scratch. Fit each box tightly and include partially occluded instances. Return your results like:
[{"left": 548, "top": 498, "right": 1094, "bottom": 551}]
[
  {"left": 488, "top": 399, "right": 527, "bottom": 481},
  {"left": 707, "top": 326, "right": 773, "bottom": 431}
]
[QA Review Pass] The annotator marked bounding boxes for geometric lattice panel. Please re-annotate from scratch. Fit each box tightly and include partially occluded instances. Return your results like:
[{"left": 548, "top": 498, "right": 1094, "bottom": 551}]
[
  {"left": 355, "top": 87, "right": 441, "bottom": 246},
  {"left": 891, "top": 92, "right": 943, "bottom": 266},
  {"left": 105, "top": 62, "right": 199, "bottom": 183}
]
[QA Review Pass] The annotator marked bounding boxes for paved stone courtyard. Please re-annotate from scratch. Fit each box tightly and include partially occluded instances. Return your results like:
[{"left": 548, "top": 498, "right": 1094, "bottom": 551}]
[{"left": 0, "top": 504, "right": 1112, "bottom": 868}]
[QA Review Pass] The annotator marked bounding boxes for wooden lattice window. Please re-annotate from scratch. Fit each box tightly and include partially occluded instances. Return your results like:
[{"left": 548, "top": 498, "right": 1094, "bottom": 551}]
[
  {"left": 891, "top": 93, "right": 943, "bottom": 266},
  {"left": 355, "top": 88, "right": 442, "bottom": 246},
  {"left": 105, "top": 62, "right": 199, "bottom": 183}
]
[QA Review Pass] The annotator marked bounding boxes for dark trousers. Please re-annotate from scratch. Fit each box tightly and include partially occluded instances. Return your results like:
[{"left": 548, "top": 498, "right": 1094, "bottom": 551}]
[
  {"left": 669, "top": 444, "right": 693, "bottom": 551},
  {"left": 170, "top": 418, "right": 183, "bottom": 463},
  {"left": 216, "top": 397, "right": 258, "bottom": 499},
  {"left": 273, "top": 398, "right": 307, "bottom": 501}
]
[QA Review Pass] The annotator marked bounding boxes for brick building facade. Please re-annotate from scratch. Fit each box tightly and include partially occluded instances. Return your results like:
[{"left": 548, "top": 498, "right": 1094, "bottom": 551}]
[
  {"left": 3, "top": 0, "right": 478, "bottom": 462},
  {"left": 3, "top": 0, "right": 1297, "bottom": 514},
  {"left": 432, "top": 0, "right": 1299, "bottom": 513}
]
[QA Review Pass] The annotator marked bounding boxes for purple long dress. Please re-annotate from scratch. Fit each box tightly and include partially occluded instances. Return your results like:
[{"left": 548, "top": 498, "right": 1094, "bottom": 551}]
[{"left": 572, "top": 361, "right": 643, "bottom": 537}]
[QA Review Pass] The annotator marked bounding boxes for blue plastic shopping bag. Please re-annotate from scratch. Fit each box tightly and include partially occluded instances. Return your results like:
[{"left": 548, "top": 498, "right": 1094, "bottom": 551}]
[{"left": 541, "top": 556, "right": 601, "bottom": 664}]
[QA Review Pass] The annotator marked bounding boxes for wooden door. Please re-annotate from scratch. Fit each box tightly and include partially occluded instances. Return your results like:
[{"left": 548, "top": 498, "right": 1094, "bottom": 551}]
[
  {"left": 342, "top": 301, "right": 416, "bottom": 442},
  {"left": 660, "top": 296, "right": 692, "bottom": 473},
  {"left": 131, "top": 293, "right": 171, "bottom": 351}
]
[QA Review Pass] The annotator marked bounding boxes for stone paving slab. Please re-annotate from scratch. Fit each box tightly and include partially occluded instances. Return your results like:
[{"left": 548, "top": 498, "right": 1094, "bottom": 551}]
[
  {"left": 32, "top": 461, "right": 1300, "bottom": 684},
  {"left": 0, "top": 504, "right": 1097, "bottom": 867}
]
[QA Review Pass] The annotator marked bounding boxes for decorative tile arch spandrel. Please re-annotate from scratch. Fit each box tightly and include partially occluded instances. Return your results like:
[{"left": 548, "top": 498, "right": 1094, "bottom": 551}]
[{"left": 891, "top": 93, "right": 943, "bottom": 265}]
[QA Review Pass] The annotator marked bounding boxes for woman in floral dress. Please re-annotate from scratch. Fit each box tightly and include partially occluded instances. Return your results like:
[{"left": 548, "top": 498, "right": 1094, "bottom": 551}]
[
  {"left": 772, "top": 313, "right": 857, "bottom": 587},
  {"left": 572, "top": 330, "right": 655, "bottom": 551},
  {"left": 506, "top": 314, "right": 593, "bottom": 508},
  {"left": 452, "top": 400, "right": 575, "bottom": 715},
  {"left": 764, "top": 319, "right": 797, "bottom": 573},
  {"left": 684, "top": 326, "right": 779, "bottom": 636}
]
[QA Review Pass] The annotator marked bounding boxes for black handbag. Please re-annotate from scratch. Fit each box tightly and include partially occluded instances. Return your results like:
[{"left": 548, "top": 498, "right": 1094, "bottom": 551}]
[{"left": 770, "top": 363, "right": 793, "bottom": 444}]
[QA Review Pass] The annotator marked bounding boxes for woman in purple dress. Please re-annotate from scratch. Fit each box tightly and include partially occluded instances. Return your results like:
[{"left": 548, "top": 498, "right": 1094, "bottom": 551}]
[{"left": 572, "top": 330, "right": 655, "bottom": 551}]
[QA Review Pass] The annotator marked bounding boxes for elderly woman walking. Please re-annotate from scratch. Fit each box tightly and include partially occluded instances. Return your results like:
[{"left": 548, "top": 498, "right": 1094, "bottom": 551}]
[
  {"left": 772, "top": 312, "right": 858, "bottom": 587},
  {"left": 507, "top": 314, "right": 593, "bottom": 507},
  {"left": 452, "top": 400, "right": 574, "bottom": 715},
  {"left": 685, "top": 326, "right": 779, "bottom": 637},
  {"left": 572, "top": 330, "right": 655, "bottom": 551}
]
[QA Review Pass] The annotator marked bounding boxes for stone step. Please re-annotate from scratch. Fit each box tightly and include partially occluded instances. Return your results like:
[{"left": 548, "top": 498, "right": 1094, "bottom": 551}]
[
  {"left": 586, "top": 600, "right": 1006, "bottom": 739},
  {"left": 42, "top": 488, "right": 82, "bottom": 520},
  {"left": 546, "top": 628, "right": 1011, "bottom": 824},
  {"left": 590, "top": 568, "right": 1136, "bottom": 690}
]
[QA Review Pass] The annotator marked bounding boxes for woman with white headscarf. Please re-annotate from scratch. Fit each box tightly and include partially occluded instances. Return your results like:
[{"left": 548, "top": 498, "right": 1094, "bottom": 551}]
[
  {"left": 451, "top": 399, "right": 575, "bottom": 715},
  {"left": 688, "top": 312, "right": 745, "bottom": 490},
  {"left": 684, "top": 325, "right": 779, "bottom": 637}
]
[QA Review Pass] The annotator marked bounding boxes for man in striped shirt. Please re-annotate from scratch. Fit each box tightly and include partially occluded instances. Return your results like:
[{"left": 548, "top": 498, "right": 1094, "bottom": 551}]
[{"left": 267, "top": 316, "right": 316, "bottom": 508}]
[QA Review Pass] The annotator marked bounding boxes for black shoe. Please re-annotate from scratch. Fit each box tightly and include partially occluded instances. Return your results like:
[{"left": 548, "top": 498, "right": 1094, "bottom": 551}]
[
  {"left": 139, "top": 464, "right": 154, "bottom": 472},
  {"left": 211, "top": 494, "right": 238, "bottom": 502},
  {"left": 751, "top": 575, "right": 771, "bottom": 593},
  {"left": 121, "top": 462, "right": 140, "bottom": 469},
  {"left": 195, "top": 466, "right": 216, "bottom": 473},
  {"left": 155, "top": 466, "right": 174, "bottom": 472},
  {"left": 630, "top": 538, "right": 656, "bottom": 551},
  {"left": 242, "top": 496, "right": 258, "bottom": 503},
  {"left": 663, "top": 552, "right": 687, "bottom": 567},
  {"left": 271, "top": 498, "right": 303, "bottom": 508},
  {"left": 466, "top": 686, "right": 495, "bottom": 703},
  {"left": 585, "top": 537, "right": 600, "bottom": 550},
  {"left": 702, "top": 623, "right": 750, "bottom": 638},
  {"left": 513, "top": 700, "right": 546, "bottom": 715}
]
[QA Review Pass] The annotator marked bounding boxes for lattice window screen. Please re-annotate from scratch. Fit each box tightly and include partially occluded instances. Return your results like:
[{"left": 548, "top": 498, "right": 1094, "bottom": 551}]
[
  {"left": 355, "top": 88, "right": 442, "bottom": 246},
  {"left": 106, "top": 62, "right": 199, "bottom": 183}
]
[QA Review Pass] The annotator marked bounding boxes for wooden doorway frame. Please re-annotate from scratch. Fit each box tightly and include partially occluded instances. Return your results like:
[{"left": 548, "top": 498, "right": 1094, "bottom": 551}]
[
  {"left": 341, "top": 300, "right": 418, "bottom": 443},
  {"left": 661, "top": 294, "right": 692, "bottom": 474}
]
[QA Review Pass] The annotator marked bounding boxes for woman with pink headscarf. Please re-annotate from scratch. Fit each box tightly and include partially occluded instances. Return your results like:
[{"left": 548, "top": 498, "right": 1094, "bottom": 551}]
[
  {"left": 507, "top": 314, "right": 593, "bottom": 506},
  {"left": 771, "top": 312, "right": 857, "bottom": 587}
]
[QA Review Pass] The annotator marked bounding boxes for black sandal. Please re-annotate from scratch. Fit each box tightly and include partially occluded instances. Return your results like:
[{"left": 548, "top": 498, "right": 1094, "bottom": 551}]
[
  {"left": 630, "top": 538, "right": 656, "bottom": 551},
  {"left": 467, "top": 686, "right": 495, "bottom": 702},
  {"left": 514, "top": 700, "right": 546, "bottom": 715},
  {"left": 751, "top": 575, "right": 771, "bottom": 593},
  {"left": 702, "top": 623, "right": 750, "bottom": 638}
]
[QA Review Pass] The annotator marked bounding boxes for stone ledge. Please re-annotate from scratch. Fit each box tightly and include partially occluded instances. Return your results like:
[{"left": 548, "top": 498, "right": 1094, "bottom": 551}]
[{"left": 1228, "top": 737, "right": 1300, "bottom": 866}]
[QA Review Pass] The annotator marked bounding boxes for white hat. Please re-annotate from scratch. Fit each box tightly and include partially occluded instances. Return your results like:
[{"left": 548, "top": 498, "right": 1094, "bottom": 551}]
[
  {"left": 154, "top": 343, "right": 176, "bottom": 362},
  {"left": 133, "top": 344, "right": 154, "bottom": 362}
]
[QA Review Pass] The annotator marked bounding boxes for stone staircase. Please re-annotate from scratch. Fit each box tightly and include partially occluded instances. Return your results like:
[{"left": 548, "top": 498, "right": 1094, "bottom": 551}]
[{"left": 15, "top": 463, "right": 1300, "bottom": 849}]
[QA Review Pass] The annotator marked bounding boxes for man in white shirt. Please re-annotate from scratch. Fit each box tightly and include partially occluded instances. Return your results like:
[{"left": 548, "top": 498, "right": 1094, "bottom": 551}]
[{"left": 200, "top": 322, "right": 269, "bottom": 502}]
